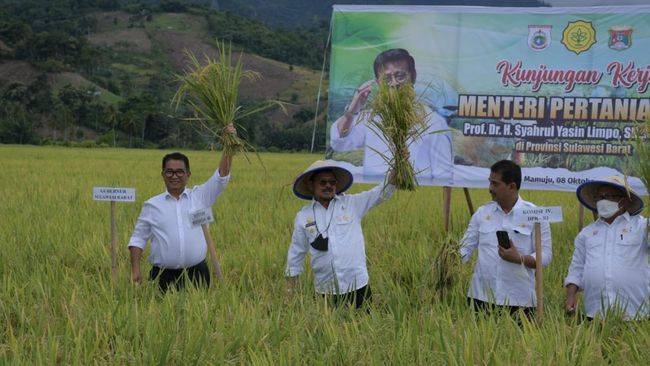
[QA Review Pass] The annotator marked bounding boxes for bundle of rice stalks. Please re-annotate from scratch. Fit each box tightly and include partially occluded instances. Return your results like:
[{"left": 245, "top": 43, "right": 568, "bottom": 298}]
[
  {"left": 370, "top": 79, "right": 429, "bottom": 190},
  {"left": 431, "top": 236, "right": 461, "bottom": 301},
  {"left": 172, "top": 41, "right": 281, "bottom": 156}
]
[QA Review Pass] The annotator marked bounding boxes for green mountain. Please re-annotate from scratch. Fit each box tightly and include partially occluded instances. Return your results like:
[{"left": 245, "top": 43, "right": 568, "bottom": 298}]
[{"left": 0, "top": 2, "right": 328, "bottom": 150}]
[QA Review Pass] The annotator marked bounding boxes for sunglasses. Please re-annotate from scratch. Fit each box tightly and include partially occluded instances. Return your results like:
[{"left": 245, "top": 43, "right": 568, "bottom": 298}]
[
  {"left": 317, "top": 179, "right": 337, "bottom": 187},
  {"left": 593, "top": 194, "right": 624, "bottom": 201}
]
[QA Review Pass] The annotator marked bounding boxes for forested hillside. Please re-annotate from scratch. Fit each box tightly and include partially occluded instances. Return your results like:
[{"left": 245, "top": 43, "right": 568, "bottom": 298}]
[{"left": 0, "top": 0, "right": 329, "bottom": 150}]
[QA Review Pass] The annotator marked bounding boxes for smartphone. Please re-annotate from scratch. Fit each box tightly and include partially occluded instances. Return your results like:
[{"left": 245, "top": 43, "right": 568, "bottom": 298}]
[{"left": 496, "top": 231, "right": 510, "bottom": 249}]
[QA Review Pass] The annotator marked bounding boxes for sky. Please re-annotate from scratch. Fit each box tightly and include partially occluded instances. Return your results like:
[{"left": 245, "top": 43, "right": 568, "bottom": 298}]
[{"left": 546, "top": 0, "right": 649, "bottom": 6}]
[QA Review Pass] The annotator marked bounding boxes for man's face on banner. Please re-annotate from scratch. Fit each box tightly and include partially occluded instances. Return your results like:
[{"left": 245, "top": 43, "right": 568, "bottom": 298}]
[{"left": 378, "top": 60, "right": 411, "bottom": 88}]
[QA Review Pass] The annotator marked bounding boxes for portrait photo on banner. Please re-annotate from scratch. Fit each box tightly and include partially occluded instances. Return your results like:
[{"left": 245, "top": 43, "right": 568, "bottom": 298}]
[{"left": 325, "top": 5, "right": 650, "bottom": 194}]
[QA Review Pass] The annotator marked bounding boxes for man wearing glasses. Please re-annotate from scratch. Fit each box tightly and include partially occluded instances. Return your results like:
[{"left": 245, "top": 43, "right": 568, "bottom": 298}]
[
  {"left": 565, "top": 176, "right": 649, "bottom": 320},
  {"left": 128, "top": 124, "right": 236, "bottom": 292},
  {"left": 285, "top": 160, "right": 398, "bottom": 308},
  {"left": 330, "top": 48, "right": 453, "bottom": 184}
]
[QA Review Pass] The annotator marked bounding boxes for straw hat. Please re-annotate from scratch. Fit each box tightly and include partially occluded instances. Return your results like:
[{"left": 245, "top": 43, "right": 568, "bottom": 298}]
[
  {"left": 576, "top": 176, "right": 644, "bottom": 215},
  {"left": 293, "top": 160, "right": 353, "bottom": 200}
]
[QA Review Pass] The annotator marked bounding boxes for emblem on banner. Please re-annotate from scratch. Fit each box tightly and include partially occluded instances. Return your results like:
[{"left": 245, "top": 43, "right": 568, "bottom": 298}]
[
  {"left": 561, "top": 20, "right": 596, "bottom": 55},
  {"left": 528, "top": 25, "right": 551, "bottom": 51},
  {"left": 608, "top": 26, "right": 632, "bottom": 51}
]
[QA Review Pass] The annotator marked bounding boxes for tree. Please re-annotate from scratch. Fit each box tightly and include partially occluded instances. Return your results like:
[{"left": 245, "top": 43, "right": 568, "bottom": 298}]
[
  {"left": 105, "top": 104, "right": 119, "bottom": 147},
  {"left": 27, "top": 74, "right": 53, "bottom": 113},
  {"left": 0, "top": 19, "right": 32, "bottom": 46},
  {"left": 0, "top": 102, "right": 38, "bottom": 144},
  {"left": 53, "top": 102, "right": 74, "bottom": 141},
  {"left": 119, "top": 111, "right": 140, "bottom": 148}
]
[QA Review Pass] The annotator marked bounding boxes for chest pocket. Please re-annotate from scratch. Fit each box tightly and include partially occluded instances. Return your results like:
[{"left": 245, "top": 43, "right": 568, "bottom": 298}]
[
  {"left": 615, "top": 229, "right": 642, "bottom": 260},
  {"left": 336, "top": 212, "right": 353, "bottom": 225},
  {"left": 303, "top": 221, "right": 319, "bottom": 243},
  {"left": 510, "top": 225, "right": 533, "bottom": 254},
  {"left": 478, "top": 222, "right": 499, "bottom": 247}
]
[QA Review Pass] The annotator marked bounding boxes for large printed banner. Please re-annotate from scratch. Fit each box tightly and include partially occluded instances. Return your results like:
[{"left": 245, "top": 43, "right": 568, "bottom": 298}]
[{"left": 326, "top": 5, "right": 649, "bottom": 194}]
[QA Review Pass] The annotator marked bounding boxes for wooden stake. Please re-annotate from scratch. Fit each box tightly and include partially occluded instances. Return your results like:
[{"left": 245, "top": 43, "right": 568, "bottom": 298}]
[
  {"left": 110, "top": 201, "right": 117, "bottom": 281},
  {"left": 534, "top": 222, "right": 543, "bottom": 321},
  {"left": 578, "top": 204, "right": 584, "bottom": 231},
  {"left": 463, "top": 187, "right": 475, "bottom": 215},
  {"left": 443, "top": 186, "right": 452, "bottom": 232},
  {"left": 202, "top": 224, "right": 223, "bottom": 282}
]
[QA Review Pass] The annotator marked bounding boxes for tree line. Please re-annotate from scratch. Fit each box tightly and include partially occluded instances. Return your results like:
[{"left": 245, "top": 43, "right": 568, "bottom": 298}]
[{"left": 0, "top": 0, "right": 329, "bottom": 151}]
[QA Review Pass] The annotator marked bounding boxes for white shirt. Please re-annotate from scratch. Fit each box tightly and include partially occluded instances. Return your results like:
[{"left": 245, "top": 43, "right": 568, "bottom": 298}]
[
  {"left": 330, "top": 106, "right": 453, "bottom": 185},
  {"left": 128, "top": 169, "right": 230, "bottom": 269},
  {"left": 564, "top": 213, "right": 650, "bottom": 319},
  {"left": 460, "top": 197, "right": 552, "bottom": 307},
  {"left": 285, "top": 183, "right": 395, "bottom": 294}
]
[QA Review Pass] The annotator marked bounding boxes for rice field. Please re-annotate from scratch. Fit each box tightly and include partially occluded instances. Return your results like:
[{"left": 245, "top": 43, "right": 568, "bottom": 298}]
[{"left": 1, "top": 144, "right": 649, "bottom": 364}]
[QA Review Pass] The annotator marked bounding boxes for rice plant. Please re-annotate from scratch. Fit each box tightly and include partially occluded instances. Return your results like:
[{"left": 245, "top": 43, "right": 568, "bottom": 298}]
[
  {"left": 369, "top": 79, "right": 429, "bottom": 190},
  {"left": 2, "top": 145, "right": 650, "bottom": 364},
  {"left": 172, "top": 40, "right": 283, "bottom": 157}
]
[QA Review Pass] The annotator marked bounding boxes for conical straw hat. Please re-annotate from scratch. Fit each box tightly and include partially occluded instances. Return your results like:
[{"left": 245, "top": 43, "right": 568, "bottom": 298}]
[
  {"left": 576, "top": 176, "right": 644, "bottom": 215},
  {"left": 293, "top": 160, "right": 353, "bottom": 200}
]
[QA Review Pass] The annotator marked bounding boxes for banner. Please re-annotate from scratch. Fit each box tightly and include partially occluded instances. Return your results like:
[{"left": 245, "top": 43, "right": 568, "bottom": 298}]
[{"left": 326, "top": 5, "right": 649, "bottom": 194}]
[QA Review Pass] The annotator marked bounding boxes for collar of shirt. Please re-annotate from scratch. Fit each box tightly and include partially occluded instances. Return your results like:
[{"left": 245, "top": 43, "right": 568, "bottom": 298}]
[
  {"left": 310, "top": 194, "right": 342, "bottom": 209},
  {"left": 491, "top": 195, "right": 524, "bottom": 214},
  {"left": 596, "top": 211, "right": 631, "bottom": 226},
  {"left": 164, "top": 188, "right": 189, "bottom": 200}
]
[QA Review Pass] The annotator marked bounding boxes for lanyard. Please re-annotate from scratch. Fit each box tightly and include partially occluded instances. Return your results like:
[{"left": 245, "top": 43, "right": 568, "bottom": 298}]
[{"left": 312, "top": 200, "right": 336, "bottom": 236}]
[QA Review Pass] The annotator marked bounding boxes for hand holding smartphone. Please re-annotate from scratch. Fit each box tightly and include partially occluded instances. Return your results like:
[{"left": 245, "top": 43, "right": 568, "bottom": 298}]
[{"left": 496, "top": 230, "right": 510, "bottom": 249}]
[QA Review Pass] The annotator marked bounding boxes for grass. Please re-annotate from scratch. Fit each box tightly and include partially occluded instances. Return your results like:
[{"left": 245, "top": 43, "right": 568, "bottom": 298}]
[
  {"left": 110, "top": 63, "right": 158, "bottom": 76},
  {"left": 1, "top": 145, "right": 649, "bottom": 364},
  {"left": 149, "top": 13, "right": 205, "bottom": 33}
]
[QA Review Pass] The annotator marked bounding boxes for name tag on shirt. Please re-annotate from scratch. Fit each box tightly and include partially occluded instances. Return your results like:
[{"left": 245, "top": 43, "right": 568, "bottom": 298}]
[{"left": 189, "top": 207, "right": 214, "bottom": 227}]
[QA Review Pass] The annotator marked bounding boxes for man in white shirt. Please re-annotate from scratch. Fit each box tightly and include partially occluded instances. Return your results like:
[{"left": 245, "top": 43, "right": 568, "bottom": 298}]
[
  {"left": 285, "top": 160, "right": 397, "bottom": 308},
  {"left": 460, "top": 160, "right": 552, "bottom": 316},
  {"left": 565, "top": 176, "right": 648, "bottom": 320},
  {"left": 128, "top": 124, "right": 235, "bottom": 292},
  {"left": 330, "top": 48, "right": 453, "bottom": 184}
]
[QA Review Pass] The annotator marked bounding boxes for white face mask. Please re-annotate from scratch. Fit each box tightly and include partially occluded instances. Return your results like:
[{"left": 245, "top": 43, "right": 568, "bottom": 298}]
[{"left": 596, "top": 199, "right": 621, "bottom": 219}]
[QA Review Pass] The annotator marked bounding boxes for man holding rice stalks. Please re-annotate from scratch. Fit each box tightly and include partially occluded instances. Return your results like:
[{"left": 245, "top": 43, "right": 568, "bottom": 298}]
[
  {"left": 460, "top": 160, "right": 552, "bottom": 316},
  {"left": 330, "top": 48, "right": 453, "bottom": 186},
  {"left": 285, "top": 160, "right": 398, "bottom": 308},
  {"left": 565, "top": 176, "right": 649, "bottom": 320},
  {"left": 128, "top": 125, "right": 235, "bottom": 292}
]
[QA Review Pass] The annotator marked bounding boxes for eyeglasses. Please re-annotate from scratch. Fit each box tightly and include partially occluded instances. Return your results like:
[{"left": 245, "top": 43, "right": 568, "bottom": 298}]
[
  {"left": 594, "top": 194, "right": 624, "bottom": 201},
  {"left": 317, "top": 179, "right": 337, "bottom": 187},
  {"left": 163, "top": 169, "right": 186, "bottom": 178},
  {"left": 382, "top": 71, "right": 409, "bottom": 84}
]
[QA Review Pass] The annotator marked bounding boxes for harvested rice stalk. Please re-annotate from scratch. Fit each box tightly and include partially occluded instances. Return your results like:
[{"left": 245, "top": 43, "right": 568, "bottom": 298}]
[
  {"left": 172, "top": 40, "right": 282, "bottom": 156},
  {"left": 432, "top": 235, "right": 461, "bottom": 300},
  {"left": 370, "top": 78, "right": 429, "bottom": 190}
]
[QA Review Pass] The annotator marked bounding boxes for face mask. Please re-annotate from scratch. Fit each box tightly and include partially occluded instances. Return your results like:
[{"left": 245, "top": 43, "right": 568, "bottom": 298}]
[{"left": 596, "top": 199, "right": 620, "bottom": 219}]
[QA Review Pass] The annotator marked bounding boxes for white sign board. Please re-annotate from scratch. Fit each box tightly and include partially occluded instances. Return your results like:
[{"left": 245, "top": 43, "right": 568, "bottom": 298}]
[
  {"left": 189, "top": 207, "right": 214, "bottom": 227},
  {"left": 514, "top": 206, "right": 563, "bottom": 224},
  {"left": 93, "top": 187, "right": 136, "bottom": 202}
]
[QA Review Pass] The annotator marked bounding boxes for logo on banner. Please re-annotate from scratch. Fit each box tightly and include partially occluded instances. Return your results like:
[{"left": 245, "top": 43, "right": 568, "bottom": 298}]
[
  {"left": 528, "top": 25, "right": 551, "bottom": 51},
  {"left": 608, "top": 26, "right": 633, "bottom": 50},
  {"left": 561, "top": 20, "right": 596, "bottom": 55}
]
